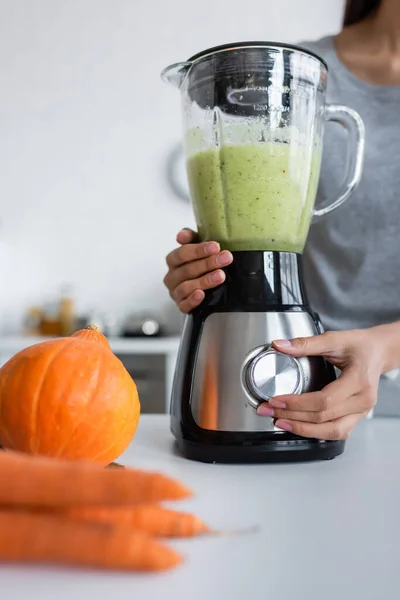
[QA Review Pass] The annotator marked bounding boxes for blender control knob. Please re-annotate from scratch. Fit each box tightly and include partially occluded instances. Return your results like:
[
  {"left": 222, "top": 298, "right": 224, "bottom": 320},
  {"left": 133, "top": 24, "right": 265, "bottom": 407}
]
[{"left": 245, "top": 348, "right": 304, "bottom": 406}]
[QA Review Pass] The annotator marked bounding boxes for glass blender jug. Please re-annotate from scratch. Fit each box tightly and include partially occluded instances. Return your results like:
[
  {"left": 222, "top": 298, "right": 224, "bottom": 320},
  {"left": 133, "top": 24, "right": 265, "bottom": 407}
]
[
  {"left": 162, "top": 42, "right": 365, "bottom": 464},
  {"left": 162, "top": 42, "right": 365, "bottom": 252}
]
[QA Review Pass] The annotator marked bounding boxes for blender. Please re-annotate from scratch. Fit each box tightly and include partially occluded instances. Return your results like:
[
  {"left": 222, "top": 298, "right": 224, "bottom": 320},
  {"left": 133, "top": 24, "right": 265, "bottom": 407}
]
[{"left": 162, "top": 42, "right": 365, "bottom": 463}]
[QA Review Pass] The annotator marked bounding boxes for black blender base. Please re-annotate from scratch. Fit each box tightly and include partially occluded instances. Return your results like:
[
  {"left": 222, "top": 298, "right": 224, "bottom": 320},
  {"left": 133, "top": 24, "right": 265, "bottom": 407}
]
[{"left": 175, "top": 438, "right": 346, "bottom": 464}]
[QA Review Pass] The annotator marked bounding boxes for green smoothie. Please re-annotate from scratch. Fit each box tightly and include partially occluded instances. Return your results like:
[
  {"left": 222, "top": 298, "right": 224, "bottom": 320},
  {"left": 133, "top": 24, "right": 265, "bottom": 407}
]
[{"left": 186, "top": 142, "right": 321, "bottom": 253}]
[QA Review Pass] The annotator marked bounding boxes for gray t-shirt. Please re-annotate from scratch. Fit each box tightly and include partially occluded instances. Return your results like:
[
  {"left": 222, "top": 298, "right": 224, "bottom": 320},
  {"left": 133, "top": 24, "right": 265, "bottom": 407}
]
[{"left": 301, "top": 36, "right": 400, "bottom": 416}]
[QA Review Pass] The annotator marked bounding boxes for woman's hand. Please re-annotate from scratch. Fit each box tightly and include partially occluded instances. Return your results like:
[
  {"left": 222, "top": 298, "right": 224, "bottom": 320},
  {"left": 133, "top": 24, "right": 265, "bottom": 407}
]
[
  {"left": 164, "top": 229, "right": 233, "bottom": 313},
  {"left": 256, "top": 324, "right": 400, "bottom": 440}
]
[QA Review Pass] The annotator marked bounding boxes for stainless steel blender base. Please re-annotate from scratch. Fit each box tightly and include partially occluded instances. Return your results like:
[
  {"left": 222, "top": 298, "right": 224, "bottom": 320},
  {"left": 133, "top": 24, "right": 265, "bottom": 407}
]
[
  {"left": 190, "top": 311, "right": 333, "bottom": 432},
  {"left": 169, "top": 251, "right": 344, "bottom": 463}
]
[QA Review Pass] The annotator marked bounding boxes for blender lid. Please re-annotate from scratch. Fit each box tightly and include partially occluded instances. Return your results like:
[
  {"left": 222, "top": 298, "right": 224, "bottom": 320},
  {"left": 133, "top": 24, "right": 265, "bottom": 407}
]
[{"left": 187, "top": 41, "right": 328, "bottom": 71}]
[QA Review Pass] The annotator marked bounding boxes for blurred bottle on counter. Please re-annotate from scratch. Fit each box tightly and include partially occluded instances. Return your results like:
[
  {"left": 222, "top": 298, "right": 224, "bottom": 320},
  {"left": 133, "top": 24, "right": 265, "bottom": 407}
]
[
  {"left": 38, "top": 301, "right": 60, "bottom": 336},
  {"left": 24, "top": 285, "right": 76, "bottom": 337},
  {"left": 58, "top": 285, "right": 76, "bottom": 336},
  {"left": 24, "top": 307, "right": 43, "bottom": 336}
]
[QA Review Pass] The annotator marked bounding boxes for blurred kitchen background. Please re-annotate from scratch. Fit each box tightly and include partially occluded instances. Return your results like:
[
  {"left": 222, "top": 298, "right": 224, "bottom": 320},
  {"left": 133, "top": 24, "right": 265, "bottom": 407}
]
[{"left": 0, "top": 0, "right": 345, "bottom": 412}]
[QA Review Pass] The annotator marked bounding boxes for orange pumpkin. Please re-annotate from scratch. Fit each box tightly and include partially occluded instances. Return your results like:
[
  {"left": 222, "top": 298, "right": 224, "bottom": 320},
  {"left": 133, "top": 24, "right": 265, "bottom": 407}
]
[{"left": 0, "top": 325, "right": 140, "bottom": 465}]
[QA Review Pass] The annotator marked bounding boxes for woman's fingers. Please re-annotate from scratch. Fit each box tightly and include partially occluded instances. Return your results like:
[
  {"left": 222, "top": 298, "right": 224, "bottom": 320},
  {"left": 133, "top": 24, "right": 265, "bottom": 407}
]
[
  {"left": 166, "top": 241, "right": 220, "bottom": 269},
  {"left": 164, "top": 230, "right": 233, "bottom": 313},
  {"left": 258, "top": 367, "right": 375, "bottom": 424},
  {"left": 171, "top": 269, "right": 226, "bottom": 303},
  {"left": 177, "top": 290, "right": 205, "bottom": 314},
  {"left": 176, "top": 228, "right": 197, "bottom": 245},
  {"left": 264, "top": 368, "right": 358, "bottom": 408},
  {"left": 272, "top": 330, "right": 347, "bottom": 358},
  {"left": 165, "top": 250, "right": 232, "bottom": 291},
  {"left": 274, "top": 412, "right": 364, "bottom": 440},
  {"left": 258, "top": 392, "right": 367, "bottom": 423}
]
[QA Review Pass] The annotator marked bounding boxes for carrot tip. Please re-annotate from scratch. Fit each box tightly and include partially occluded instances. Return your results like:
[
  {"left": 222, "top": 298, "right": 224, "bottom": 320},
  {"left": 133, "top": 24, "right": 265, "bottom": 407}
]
[
  {"left": 149, "top": 544, "right": 183, "bottom": 571},
  {"left": 161, "top": 480, "right": 193, "bottom": 500}
]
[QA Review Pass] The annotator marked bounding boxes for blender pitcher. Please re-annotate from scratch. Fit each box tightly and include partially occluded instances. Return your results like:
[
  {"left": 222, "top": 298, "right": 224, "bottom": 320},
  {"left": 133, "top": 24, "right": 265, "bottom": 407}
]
[
  {"left": 162, "top": 42, "right": 365, "bottom": 464},
  {"left": 162, "top": 42, "right": 365, "bottom": 252}
]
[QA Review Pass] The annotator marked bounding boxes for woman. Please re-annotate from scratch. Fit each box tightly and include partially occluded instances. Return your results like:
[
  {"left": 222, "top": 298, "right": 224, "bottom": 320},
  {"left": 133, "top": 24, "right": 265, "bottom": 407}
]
[{"left": 163, "top": 0, "right": 400, "bottom": 440}]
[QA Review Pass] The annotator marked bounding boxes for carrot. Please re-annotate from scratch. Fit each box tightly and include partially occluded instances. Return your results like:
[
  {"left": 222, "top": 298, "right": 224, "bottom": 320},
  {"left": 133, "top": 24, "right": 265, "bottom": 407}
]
[
  {"left": 62, "top": 505, "right": 210, "bottom": 538},
  {"left": 0, "top": 510, "right": 182, "bottom": 571},
  {"left": 0, "top": 450, "right": 191, "bottom": 507}
]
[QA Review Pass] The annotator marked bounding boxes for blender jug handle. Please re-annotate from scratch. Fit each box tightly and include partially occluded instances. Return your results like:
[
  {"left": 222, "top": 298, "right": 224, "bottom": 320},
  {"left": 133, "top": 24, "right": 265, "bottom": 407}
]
[{"left": 313, "top": 104, "right": 365, "bottom": 219}]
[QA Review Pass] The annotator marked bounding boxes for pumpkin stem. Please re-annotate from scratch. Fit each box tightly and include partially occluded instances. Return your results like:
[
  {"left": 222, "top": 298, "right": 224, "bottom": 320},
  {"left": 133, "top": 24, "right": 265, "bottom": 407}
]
[
  {"left": 71, "top": 324, "right": 110, "bottom": 348},
  {"left": 86, "top": 324, "right": 101, "bottom": 332}
]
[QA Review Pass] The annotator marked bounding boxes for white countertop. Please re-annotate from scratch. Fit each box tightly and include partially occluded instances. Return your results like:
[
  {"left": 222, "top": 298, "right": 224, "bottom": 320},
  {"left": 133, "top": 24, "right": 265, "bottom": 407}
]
[
  {"left": 1, "top": 415, "right": 399, "bottom": 599},
  {"left": 0, "top": 335, "right": 181, "bottom": 355}
]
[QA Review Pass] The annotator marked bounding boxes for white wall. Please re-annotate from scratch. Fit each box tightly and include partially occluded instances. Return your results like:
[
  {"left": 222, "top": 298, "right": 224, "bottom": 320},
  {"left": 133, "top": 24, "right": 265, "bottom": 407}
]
[{"left": 0, "top": 0, "right": 344, "bottom": 333}]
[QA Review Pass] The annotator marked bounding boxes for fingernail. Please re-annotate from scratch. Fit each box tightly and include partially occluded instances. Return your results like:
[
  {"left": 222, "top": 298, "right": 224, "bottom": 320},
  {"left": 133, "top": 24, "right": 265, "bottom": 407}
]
[
  {"left": 216, "top": 251, "right": 233, "bottom": 267},
  {"left": 269, "top": 399, "right": 286, "bottom": 409},
  {"left": 275, "top": 420, "right": 293, "bottom": 432},
  {"left": 209, "top": 270, "right": 224, "bottom": 283},
  {"left": 204, "top": 242, "right": 219, "bottom": 255},
  {"left": 256, "top": 405, "right": 275, "bottom": 417},
  {"left": 273, "top": 339, "right": 292, "bottom": 348},
  {"left": 193, "top": 290, "right": 204, "bottom": 302}
]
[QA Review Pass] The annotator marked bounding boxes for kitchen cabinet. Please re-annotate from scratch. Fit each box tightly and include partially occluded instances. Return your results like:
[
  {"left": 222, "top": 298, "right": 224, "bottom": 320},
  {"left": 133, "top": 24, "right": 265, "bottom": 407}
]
[
  {"left": 115, "top": 353, "right": 166, "bottom": 414},
  {"left": 0, "top": 336, "right": 180, "bottom": 413}
]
